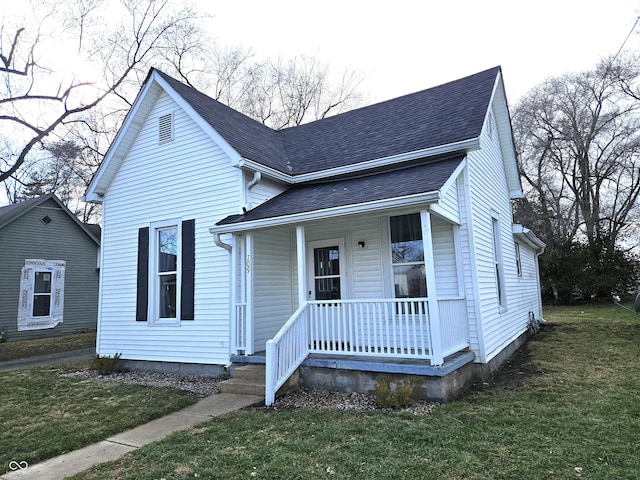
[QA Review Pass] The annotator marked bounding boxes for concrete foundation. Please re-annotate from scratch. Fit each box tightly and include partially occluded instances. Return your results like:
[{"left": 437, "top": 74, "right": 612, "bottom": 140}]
[
  {"left": 298, "top": 330, "right": 530, "bottom": 402},
  {"left": 120, "top": 359, "right": 225, "bottom": 378}
]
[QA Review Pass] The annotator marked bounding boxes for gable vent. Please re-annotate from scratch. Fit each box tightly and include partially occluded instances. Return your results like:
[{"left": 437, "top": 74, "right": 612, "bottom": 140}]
[
  {"left": 41, "top": 215, "right": 53, "bottom": 225},
  {"left": 158, "top": 113, "right": 174, "bottom": 143}
]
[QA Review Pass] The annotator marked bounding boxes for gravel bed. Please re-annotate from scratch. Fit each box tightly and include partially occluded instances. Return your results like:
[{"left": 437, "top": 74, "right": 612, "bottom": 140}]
[
  {"left": 60, "top": 370, "right": 439, "bottom": 415},
  {"left": 60, "top": 369, "right": 221, "bottom": 396},
  {"left": 270, "top": 388, "right": 440, "bottom": 415}
]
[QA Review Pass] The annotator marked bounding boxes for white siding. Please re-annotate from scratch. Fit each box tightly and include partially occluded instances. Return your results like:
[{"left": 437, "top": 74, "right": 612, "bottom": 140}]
[
  {"left": 97, "top": 91, "right": 241, "bottom": 365},
  {"left": 431, "top": 216, "right": 459, "bottom": 297},
  {"left": 252, "top": 228, "right": 295, "bottom": 350},
  {"left": 305, "top": 214, "right": 386, "bottom": 300},
  {"left": 247, "top": 175, "right": 287, "bottom": 209},
  {"left": 434, "top": 176, "right": 460, "bottom": 223},
  {"left": 512, "top": 242, "right": 543, "bottom": 320},
  {"left": 466, "top": 102, "right": 531, "bottom": 363}
]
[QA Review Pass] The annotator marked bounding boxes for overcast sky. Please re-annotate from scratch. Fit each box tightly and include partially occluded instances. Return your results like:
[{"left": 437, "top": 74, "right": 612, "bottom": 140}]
[{"left": 197, "top": 0, "right": 640, "bottom": 105}]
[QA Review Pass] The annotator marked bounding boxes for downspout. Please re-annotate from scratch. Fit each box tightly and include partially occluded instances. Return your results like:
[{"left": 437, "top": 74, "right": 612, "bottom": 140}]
[
  {"left": 247, "top": 171, "right": 262, "bottom": 190},
  {"left": 244, "top": 171, "right": 262, "bottom": 211},
  {"left": 213, "top": 233, "right": 232, "bottom": 253}
]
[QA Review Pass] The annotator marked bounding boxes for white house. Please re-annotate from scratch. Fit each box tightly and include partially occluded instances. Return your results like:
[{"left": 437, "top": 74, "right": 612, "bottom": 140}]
[{"left": 86, "top": 66, "right": 545, "bottom": 405}]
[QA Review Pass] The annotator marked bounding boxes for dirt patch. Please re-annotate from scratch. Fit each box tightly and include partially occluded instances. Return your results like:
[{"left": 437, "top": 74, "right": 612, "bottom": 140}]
[{"left": 471, "top": 324, "right": 553, "bottom": 393}]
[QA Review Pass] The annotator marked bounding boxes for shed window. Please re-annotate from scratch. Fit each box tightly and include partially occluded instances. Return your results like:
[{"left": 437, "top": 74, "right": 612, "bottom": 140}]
[{"left": 515, "top": 242, "right": 522, "bottom": 277}]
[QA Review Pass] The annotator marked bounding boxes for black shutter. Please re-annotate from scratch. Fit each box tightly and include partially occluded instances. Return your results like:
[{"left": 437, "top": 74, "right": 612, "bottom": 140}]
[
  {"left": 136, "top": 227, "right": 149, "bottom": 321},
  {"left": 181, "top": 219, "right": 195, "bottom": 320}
]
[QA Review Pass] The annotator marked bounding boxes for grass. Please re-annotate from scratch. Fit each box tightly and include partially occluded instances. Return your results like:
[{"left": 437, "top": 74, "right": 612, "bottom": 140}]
[
  {"left": 70, "top": 305, "right": 640, "bottom": 480},
  {"left": 0, "top": 362, "right": 199, "bottom": 474},
  {"left": 0, "top": 332, "right": 96, "bottom": 361}
]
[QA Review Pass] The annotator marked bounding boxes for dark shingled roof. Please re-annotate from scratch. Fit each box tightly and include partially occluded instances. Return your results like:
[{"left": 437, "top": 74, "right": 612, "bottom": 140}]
[
  {"left": 216, "top": 155, "right": 463, "bottom": 226},
  {"left": 0, "top": 194, "right": 100, "bottom": 244},
  {"left": 156, "top": 67, "right": 499, "bottom": 176},
  {"left": 0, "top": 194, "right": 56, "bottom": 229}
]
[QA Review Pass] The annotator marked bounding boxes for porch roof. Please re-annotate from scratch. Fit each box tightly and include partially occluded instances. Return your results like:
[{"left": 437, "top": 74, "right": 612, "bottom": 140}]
[{"left": 213, "top": 155, "right": 464, "bottom": 232}]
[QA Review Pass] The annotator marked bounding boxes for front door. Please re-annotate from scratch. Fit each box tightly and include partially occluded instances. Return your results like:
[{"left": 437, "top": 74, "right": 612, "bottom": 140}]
[
  {"left": 307, "top": 239, "right": 347, "bottom": 350},
  {"left": 307, "top": 239, "right": 345, "bottom": 301}
]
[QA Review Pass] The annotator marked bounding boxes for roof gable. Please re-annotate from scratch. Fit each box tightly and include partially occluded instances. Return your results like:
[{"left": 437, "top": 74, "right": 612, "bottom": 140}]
[
  {"left": 87, "top": 66, "right": 507, "bottom": 200},
  {"left": 279, "top": 67, "right": 499, "bottom": 175},
  {"left": 0, "top": 194, "right": 100, "bottom": 245}
]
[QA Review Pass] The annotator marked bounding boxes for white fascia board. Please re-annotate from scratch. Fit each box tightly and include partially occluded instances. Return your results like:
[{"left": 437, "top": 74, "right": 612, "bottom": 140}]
[
  {"left": 509, "top": 188, "right": 524, "bottom": 199},
  {"left": 236, "top": 158, "right": 295, "bottom": 184},
  {"left": 440, "top": 157, "right": 467, "bottom": 196},
  {"left": 210, "top": 190, "right": 441, "bottom": 234},
  {"left": 290, "top": 138, "right": 480, "bottom": 184},
  {"left": 86, "top": 80, "right": 162, "bottom": 202},
  {"left": 513, "top": 224, "right": 546, "bottom": 252},
  {"left": 153, "top": 73, "right": 243, "bottom": 165},
  {"left": 490, "top": 72, "right": 523, "bottom": 196}
]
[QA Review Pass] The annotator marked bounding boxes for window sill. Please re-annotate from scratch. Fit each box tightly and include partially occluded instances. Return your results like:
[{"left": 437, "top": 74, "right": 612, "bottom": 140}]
[{"left": 148, "top": 319, "right": 181, "bottom": 327}]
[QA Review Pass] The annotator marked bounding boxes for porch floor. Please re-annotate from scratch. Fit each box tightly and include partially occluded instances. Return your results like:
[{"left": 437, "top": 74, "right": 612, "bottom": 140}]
[{"left": 230, "top": 350, "right": 475, "bottom": 377}]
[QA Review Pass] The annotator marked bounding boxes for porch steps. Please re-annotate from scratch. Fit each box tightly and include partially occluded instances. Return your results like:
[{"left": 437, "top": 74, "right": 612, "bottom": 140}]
[{"left": 218, "top": 365, "right": 266, "bottom": 396}]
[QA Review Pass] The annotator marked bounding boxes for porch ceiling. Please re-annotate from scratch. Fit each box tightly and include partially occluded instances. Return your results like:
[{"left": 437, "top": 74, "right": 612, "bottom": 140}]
[{"left": 214, "top": 155, "right": 464, "bottom": 231}]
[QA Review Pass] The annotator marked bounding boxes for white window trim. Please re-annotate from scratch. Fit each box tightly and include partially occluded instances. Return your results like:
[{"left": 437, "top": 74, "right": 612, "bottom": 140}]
[
  {"left": 491, "top": 212, "right": 507, "bottom": 311},
  {"left": 515, "top": 241, "right": 522, "bottom": 277},
  {"left": 306, "top": 238, "right": 347, "bottom": 301},
  {"left": 388, "top": 213, "right": 427, "bottom": 299},
  {"left": 18, "top": 259, "right": 65, "bottom": 331},
  {"left": 149, "top": 219, "right": 182, "bottom": 325}
]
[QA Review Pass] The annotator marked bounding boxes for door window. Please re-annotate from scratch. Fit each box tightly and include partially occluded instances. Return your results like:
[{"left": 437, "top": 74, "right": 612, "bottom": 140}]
[{"left": 313, "top": 246, "right": 341, "bottom": 300}]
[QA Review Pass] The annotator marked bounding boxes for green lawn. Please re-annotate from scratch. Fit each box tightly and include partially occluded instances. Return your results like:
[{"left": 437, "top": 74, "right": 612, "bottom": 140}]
[
  {"left": 69, "top": 305, "right": 640, "bottom": 479},
  {"left": 0, "top": 332, "right": 96, "bottom": 361},
  {"left": 0, "top": 363, "right": 198, "bottom": 474}
]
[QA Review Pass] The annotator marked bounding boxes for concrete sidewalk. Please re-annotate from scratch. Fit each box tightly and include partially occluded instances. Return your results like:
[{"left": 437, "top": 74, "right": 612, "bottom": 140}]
[
  {"left": 1, "top": 392, "right": 263, "bottom": 480},
  {"left": 0, "top": 348, "right": 95, "bottom": 372}
]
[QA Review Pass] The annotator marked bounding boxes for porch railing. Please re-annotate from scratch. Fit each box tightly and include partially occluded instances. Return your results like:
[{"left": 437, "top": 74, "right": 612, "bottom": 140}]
[{"left": 265, "top": 297, "right": 469, "bottom": 405}]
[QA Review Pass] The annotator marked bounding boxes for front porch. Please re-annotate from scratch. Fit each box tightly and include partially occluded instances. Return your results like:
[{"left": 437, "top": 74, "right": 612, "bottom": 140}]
[
  {"left": 263, "top": 297, "right": 470, "bottom": 404},
  {"left": 225, "top": 206, "right": 475, "bottom": 405},
  {"left": 229, "top": 348, "right": 476, "bottom": 403}
]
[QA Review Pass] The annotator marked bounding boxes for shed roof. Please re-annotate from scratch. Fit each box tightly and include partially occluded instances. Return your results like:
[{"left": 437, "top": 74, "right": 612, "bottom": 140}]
[{"left": 214, "top": 155, "right": 463, "bottom": 231}]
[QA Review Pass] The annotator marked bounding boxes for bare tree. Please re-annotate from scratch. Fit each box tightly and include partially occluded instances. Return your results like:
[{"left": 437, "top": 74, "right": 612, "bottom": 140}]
[
  {"left": 513, "top": 54, "right": 640, "bottom": 251},
  {"left": 0, "top": 0, "right": 203, "bottom": 185},
  {"left": 161, "top": 45, "right": 365, "bottom": 130}
]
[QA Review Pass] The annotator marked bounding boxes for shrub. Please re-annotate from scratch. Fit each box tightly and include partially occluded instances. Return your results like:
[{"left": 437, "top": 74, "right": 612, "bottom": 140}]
[
  {"left": 374, "top": 374, "right": 424, "bottom": 408},
  {"left": 89, "top": 353, "right": 122, "bottom": 375}
]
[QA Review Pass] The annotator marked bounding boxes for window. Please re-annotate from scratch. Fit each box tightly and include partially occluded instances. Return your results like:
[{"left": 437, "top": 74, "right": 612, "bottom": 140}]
[
  {"left": 136, "top": 219, "right": 195, "bottom": 323},
  {"left": 157, "top": 226, "right": 178, "bottom": 319},
  {"left": 492, "top": 213, "right": 506, "bottom": 308},
  {"left": 33, "top": 271, "right": 52, "bottom": 316},
  {"left": 17, "top": 260, "right": 65, "bottom": 331},
  {"left": 313, "top": 246, "right": 341, "bottom": 300},
  {"left": 390, "top": 213, "right": 426, "bottom": 298},
  {"left": 514, "top": 242, "right": 522, "bottom": 276}
]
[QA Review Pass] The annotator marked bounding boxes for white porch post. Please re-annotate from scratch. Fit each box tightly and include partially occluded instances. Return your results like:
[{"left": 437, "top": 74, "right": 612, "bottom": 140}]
[
  {"left": 296, "top": 226, "right": 307, "bottom": 306},
  {"left": 245, "top": 233, "right": 254, "bottom": 355},
  {"left": 421, "top": 209, "right": 444, "bottom": 365},
  {"left": 229, "top": 234, "right": 238, "bottom": 355}
]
